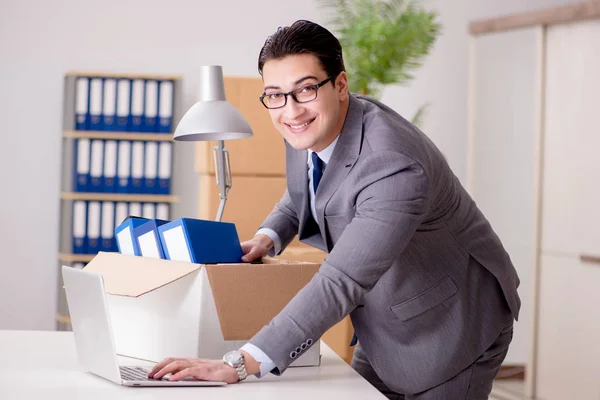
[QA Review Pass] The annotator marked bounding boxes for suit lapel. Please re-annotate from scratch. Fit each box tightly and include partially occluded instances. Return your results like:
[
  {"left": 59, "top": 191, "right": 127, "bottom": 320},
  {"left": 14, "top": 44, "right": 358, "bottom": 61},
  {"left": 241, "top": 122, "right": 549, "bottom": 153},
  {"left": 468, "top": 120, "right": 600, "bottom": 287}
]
[
  {"left": 284, "top": 143, "right": 313, "bottom": 239},
  {"left": 315, "top": 95, "right": 364, "bottom": 230}
]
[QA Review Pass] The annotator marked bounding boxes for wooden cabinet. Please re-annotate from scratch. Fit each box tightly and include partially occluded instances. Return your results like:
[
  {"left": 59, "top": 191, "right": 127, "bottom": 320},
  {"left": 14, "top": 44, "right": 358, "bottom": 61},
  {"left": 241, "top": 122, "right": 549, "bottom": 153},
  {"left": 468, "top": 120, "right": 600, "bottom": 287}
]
[
  {"left": 469, "top": 3, "right": 600, "bottom": 398},
  {"left": 540, "top": 20, "right": 600, "bottom": 256},
  {"left": 468, "top": 25, "right": 543, "bottom": 371},
  {"left": 536, "top": 254, "right": 600, "bottom": 400}
]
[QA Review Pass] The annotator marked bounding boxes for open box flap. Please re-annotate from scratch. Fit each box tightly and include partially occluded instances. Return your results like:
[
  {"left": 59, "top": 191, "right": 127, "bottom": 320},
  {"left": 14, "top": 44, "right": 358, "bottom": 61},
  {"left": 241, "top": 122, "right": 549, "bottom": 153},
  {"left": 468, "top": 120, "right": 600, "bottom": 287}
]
[{"left": 84, "top": 252, "right": 202, "bottom": 297}]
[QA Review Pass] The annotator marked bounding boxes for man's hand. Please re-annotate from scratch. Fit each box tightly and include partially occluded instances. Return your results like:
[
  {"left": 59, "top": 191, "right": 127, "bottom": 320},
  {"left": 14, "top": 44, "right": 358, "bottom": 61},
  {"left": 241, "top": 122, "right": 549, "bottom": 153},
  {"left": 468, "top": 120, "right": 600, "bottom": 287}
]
[
  {"left": 148, "top": 351, "right": 261, "bottom": 383},
  {"left": 148, "top": 358, "right": 238, "bottom": 383},
  {"left": 241, "top": 234, "right": 274, "bottom": 262}
]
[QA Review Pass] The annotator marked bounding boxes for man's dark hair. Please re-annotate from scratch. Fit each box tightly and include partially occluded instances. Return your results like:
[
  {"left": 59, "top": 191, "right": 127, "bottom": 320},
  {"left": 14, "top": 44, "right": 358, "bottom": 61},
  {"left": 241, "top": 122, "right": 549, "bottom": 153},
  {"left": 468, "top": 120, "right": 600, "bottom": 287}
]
[{"left": 258, "top": 20, "right": 345, "bottom": 82}]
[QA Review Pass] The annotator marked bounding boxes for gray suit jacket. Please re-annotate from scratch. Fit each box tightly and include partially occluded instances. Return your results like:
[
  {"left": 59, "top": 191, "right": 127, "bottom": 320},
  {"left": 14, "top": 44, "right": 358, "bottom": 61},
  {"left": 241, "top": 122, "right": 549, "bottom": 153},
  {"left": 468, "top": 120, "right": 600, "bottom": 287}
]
[{"left": 250, "top": 94, "right": 520, "bottom": 394}]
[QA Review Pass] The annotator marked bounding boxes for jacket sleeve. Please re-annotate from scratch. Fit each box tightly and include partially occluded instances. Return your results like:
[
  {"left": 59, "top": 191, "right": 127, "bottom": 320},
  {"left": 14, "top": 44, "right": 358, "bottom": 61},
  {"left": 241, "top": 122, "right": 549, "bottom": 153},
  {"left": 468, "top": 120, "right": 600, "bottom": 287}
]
[
  {"left": 249, "top": 151, "right": 431, "bottom": 374},
  {"left": 258, "top": 188, "right": 300, "bottom": 254}
]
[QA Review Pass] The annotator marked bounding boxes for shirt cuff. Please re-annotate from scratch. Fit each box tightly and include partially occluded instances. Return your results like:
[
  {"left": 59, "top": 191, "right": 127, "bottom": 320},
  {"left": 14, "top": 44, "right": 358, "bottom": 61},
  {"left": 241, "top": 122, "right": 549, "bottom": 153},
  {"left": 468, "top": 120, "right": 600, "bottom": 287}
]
[
  {"left": 240, "top": 343, "right": 277, "bottom": 378},
  {"left": 256, "top": 228, "right": 281, "bottom": 257}
]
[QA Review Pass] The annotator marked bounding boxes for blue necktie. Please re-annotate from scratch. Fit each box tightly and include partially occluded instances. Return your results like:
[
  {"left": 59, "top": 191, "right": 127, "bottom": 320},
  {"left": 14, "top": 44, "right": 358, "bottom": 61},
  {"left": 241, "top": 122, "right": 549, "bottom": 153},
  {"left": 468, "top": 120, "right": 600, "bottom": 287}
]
[{"left": 311, "top": 152, "right": 324, "bottom": 193}]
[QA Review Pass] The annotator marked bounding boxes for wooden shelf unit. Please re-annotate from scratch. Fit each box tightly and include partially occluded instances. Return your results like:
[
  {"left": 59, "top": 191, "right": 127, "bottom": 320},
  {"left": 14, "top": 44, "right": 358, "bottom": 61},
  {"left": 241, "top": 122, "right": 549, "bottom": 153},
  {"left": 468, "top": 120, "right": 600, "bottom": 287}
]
[
  {"left": 58, "top": 253, "right": 96, "bottom": 263},
  {"left": 63, "top": 130, "right": 174, "bottom": 141},
  {"left": 61, "top": 192, "right": 179, "bottom": 203},
  {"left": 65, "top": 71, "right": 182, "bottom": 81}
]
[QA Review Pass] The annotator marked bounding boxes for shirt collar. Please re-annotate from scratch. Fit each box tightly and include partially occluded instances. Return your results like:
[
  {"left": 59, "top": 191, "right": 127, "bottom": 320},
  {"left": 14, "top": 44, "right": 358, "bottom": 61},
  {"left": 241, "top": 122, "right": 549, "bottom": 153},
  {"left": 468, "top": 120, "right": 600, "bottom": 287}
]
[{"left": 307, "top": 134, "right": 340, "bottom": 166}]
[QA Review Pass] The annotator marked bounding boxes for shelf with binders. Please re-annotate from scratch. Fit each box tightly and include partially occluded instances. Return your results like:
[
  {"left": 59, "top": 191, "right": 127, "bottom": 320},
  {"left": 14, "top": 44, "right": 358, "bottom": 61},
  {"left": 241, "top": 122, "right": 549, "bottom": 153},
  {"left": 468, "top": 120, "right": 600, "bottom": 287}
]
[
  {"left": 57, "top": 71, "right": 182, "bottom": 331},
  {"left": 65, "top": 73, "right": 181, "bottom": 134},
  {"left": 59, "top": 199, "right": 172, "bottom": 260},
  {"left": 65, "top": 136, "right": 174, "bottom": 195}
]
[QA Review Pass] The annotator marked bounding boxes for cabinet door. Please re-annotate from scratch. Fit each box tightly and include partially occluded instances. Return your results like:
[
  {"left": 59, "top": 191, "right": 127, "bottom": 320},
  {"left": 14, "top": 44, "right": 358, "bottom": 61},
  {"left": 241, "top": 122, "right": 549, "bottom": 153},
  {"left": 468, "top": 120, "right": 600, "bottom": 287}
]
[
  {"left": 469, "top": 26, "right": 544, "bottom": 366},
  {"left": 541, "top": 20, "right": 600, "bottom": 256},
  {"left": 536, "top": 253, "right": 600, "bottom": 400}
]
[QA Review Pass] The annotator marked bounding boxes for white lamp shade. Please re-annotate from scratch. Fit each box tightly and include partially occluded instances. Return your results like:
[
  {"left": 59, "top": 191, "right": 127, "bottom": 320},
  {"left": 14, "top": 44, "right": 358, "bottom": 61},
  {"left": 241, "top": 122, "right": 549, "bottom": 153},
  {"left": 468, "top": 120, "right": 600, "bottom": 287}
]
[{"left": 173, "top": 65, "right": 253, "bottom": 141}]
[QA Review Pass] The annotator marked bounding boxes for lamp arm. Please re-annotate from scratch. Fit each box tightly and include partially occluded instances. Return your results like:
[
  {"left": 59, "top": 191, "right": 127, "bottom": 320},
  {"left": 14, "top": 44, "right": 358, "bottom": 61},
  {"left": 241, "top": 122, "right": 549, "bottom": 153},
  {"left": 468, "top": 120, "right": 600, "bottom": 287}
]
[{"left": 213, "top": 140, "right": 232, "bottom": 222}]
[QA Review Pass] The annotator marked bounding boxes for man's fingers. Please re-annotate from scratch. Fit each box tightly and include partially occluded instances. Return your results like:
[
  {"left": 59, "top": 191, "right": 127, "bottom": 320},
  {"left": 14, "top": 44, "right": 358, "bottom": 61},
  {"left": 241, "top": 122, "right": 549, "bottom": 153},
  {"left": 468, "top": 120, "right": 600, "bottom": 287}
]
[
  {"left": 241, "top": 247, "right": 260, "bottom": 262},
  {"left": 169, "top": 366, "right": 204, "bottom": 381},
  {"left": 241, "top": 241, "right": 254, "bottom": 253},
  {"left": 152, "top": 360, "right": 188, "bottom": 379},
  {"left": 149, "top": 357, "right": 177, "bottom": 377}
]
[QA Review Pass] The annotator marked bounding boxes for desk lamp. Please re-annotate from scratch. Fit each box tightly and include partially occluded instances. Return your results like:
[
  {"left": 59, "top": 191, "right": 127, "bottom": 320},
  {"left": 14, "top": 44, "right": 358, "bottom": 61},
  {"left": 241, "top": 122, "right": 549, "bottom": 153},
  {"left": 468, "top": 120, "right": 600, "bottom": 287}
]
[{"left": 173, "top": 66, "right": 253, "bottom": 221}]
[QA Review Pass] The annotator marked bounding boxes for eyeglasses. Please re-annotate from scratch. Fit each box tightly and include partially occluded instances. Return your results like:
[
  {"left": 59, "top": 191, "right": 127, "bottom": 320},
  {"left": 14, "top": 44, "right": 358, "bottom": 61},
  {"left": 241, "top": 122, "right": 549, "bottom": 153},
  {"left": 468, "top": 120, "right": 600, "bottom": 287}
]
[{"left": 259, "top": 76, "right": 334, "bottom": 109}]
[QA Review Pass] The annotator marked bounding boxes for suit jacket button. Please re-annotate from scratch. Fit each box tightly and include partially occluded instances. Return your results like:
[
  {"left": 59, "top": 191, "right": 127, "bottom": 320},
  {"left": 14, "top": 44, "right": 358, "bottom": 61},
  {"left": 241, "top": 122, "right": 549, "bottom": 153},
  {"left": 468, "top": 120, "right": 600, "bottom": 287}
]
[
  {"left": 295, "top": 347, "right": 302, "bottom": 353},
  {"left": 290, "top": 351, "right": 297, "bottom": 359},
  {"left": 306, "top": 339, "right": 313, "bottom": 346},
  {"left": 301, "top": 343, "right": 307, "bottom": 350}
]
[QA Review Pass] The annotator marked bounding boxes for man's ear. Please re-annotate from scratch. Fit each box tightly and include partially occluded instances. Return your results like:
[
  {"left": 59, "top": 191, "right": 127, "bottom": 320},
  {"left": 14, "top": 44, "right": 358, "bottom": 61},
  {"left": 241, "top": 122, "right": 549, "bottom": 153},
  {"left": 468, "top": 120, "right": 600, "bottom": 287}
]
[{"left": 336, "top": 71, "right": 349, "bottom": 100}]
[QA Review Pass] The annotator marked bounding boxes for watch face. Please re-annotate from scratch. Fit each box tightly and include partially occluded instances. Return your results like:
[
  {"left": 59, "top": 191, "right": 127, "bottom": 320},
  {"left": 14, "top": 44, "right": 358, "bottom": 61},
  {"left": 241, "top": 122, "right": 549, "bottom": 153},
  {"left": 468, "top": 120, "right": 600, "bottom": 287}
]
[{"left": 223, "top": 350, "right": 242, "bottom": 364}]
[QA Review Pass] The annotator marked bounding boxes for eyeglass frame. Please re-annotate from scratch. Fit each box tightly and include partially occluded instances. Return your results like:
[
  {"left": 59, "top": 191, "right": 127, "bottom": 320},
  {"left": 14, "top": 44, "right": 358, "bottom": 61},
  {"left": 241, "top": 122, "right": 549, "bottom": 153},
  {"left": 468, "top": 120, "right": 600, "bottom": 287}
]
[{"left": 259, "top": 75, "right": 335, "bottom": 109}]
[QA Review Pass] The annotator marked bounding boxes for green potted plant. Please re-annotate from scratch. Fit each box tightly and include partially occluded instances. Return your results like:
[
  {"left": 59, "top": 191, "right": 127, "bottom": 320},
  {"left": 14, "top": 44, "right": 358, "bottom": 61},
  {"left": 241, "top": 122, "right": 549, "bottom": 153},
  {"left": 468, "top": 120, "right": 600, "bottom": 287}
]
[{"left": 319, "top": 0, "right": 441, "bottom": 125}]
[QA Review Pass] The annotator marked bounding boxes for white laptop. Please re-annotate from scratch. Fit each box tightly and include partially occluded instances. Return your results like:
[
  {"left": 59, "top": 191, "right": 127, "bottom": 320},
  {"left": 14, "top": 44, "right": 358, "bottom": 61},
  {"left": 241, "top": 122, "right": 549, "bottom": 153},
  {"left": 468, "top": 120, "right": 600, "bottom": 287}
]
[{"left": 62, "top": 265, "right": 227, "bottom": 387}]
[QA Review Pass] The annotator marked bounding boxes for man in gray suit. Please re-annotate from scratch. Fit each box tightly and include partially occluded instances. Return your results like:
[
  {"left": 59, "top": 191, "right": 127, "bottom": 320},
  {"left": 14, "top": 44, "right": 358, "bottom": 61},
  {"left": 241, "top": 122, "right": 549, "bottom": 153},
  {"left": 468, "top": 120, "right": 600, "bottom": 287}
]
[{"left": 150, "top": 20, "right": 520, "bottom": 399}]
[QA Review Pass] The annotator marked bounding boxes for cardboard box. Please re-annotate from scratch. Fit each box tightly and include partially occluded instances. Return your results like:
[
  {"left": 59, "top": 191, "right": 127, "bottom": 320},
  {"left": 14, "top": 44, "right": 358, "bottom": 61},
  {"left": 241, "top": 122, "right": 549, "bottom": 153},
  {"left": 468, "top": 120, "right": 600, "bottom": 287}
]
[
  {"left": 277, "top": 245, "right": 328, "bottom": 264},
  {"left": 195, "top": 77, "right": 286, "bottom": 176},
  {"left": 83, "top": 252, "right": 321, "bottom": 367},
  {"left": 321, "top": 316, "right": 356, "bottom": 365}
]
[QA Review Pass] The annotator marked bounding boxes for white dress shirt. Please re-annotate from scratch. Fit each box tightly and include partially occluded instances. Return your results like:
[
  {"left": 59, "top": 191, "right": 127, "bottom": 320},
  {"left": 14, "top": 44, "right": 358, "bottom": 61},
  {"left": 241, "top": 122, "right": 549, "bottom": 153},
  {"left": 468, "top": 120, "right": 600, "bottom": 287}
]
[{"left": 243, "top": 135, "right": 340, "bottom": 377}]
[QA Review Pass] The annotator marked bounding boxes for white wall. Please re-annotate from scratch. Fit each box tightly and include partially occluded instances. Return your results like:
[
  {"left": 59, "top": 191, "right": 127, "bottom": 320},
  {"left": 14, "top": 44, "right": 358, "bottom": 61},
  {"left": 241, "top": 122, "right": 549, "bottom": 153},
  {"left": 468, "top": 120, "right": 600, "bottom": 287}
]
[{"left": 0, "top": 0, "right": 582, "bottom": 366}]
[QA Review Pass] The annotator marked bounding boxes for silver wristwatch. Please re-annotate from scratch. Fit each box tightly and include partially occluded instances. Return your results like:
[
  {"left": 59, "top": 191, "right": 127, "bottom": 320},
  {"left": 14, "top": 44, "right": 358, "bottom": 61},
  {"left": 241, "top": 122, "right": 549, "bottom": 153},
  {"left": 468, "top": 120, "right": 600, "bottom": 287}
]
[{"left": 223, "top": 350, "right": 248, "bottom": 382}]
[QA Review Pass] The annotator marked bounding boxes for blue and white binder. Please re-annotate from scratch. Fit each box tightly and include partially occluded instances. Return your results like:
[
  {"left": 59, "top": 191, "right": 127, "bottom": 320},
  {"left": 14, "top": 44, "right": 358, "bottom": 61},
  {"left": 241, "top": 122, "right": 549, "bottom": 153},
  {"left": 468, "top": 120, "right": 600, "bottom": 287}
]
[
  {"left": 74, "top": 138, "right": 91, "bottom": 192},
  {"left": 129, "top": 202, "right": 142, "bottom": 218},
  {"left": 114, "top": 216, "right": 149, "bottom": 256},
  {"left": 89, "top": 139, "right": 104, "bottom": 192},
  {"left": 143, "top": 80, "right": 158, "bottom": 132},
  {"left": 157, "top": 142, "right": 172, "bottom": 194},
  {"left": 133, "top": 219, "right": 170, "bottom": 259},
  {"left": 143, "top": 141, "right": 158, "bottom": 193},
  {"left": 75, "top": 77, "right": 90, "bottom": 130},
  {"left": 158, "top": 218, "right": 243, "bottom": 264},
  {"left": 142, "top": 203, "right": 155, "bottom": 219},
  {"left": 101, "top": 201, "right": 116, "bottom": 252},
  {"left": 89, "top": 78, "right": 103, "bottom": 131},
  {"left": 87, "top": 201, "right": 102, "bottom": 254},
  {"left": 158, "top": 80, "right": 174, "bottom": 133},
  {"left": 116, "top": 79, "right": 131, "bottom": 131},
  {"left": 72, "top": 200, "right": 88, "bottom": 254},
  {"left": 102, "top": 78, "right": 117, "bottom": 131},
  {"left": 156, "top": 203, "right": 169, "bottom": 221},
  {"left": 130, "top": 141, "right": 144, "bottom": 193},
  {"left": 114, "top": 202, "right": 129, "bottom": 227},
  {"left": 103, "top": 140, "right": 117, "bottom": 192},
  {"left": 117, "top": 141, "right": 131, "bottom": 193},
  {"left": 130, "top": 79, "right": 144, "bottom": 132}
]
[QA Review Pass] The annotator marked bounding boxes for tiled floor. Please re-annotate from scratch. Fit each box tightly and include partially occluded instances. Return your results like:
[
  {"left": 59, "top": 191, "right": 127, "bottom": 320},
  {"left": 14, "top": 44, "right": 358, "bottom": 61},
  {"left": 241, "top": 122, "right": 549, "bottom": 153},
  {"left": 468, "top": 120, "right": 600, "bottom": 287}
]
[{"left": 490, "top": 380, "right": 526, "bottom": 400}]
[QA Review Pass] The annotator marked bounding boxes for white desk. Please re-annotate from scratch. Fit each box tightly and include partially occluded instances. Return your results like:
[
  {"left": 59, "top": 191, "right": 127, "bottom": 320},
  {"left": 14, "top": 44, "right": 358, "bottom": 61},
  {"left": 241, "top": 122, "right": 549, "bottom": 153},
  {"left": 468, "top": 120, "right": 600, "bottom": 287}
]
[{"left": 0, "top": 330, "right": 385, "bottom": 399}]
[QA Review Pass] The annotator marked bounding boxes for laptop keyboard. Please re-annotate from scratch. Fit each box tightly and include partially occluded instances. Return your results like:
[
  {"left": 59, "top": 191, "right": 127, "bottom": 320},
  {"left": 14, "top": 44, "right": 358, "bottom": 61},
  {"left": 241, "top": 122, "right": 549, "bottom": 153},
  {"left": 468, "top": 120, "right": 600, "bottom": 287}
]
[{"left": 120, "top": 366, "right": 167, "bottom": 381}]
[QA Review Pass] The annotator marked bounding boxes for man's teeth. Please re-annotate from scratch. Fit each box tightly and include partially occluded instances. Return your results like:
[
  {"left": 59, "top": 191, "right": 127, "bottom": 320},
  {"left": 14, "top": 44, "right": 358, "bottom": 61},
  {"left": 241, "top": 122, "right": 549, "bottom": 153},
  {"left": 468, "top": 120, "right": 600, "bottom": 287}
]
[{"left": 290, "top": 121, "right": 311, "bottom": 129}]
